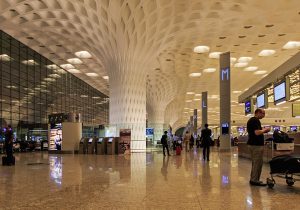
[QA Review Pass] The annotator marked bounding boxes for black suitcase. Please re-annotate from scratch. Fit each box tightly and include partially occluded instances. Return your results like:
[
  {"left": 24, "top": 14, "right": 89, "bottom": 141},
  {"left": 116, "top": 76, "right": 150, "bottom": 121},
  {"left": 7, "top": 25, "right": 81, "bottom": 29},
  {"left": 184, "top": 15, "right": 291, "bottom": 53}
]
[
  {"left": 269, "top": 155, "right": 300, "bottom": 174},
  {"left": 2, "top": 156, "right": 15, "bottom": 166}
]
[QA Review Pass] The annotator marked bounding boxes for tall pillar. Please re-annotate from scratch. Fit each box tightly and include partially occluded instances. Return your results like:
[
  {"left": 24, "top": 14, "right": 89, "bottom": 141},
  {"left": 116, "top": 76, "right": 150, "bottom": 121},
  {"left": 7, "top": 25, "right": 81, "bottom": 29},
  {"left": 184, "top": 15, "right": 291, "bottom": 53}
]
[
  {"left": 202, "top": 91, "right": 208, "bottom": 127},
  {"left": 219, "top": 52, "right": 231, "bottom": 151},
  {"left": 148, "top": 109, "right": 165, "bottom": 145},
  {"left": 108, "top": 59, "right": 147, "bottom": 152}
]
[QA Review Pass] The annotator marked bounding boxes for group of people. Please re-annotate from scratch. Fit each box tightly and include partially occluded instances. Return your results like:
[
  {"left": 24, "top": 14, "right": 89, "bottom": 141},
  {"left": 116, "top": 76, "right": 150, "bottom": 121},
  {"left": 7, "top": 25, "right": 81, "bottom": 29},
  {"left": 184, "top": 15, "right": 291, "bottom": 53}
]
[
  {"left": 161, "top": 123, "right": 213, "bottom": 161},
  {"left": 2, "top": 125, "right": 14, "bottom": 166}
]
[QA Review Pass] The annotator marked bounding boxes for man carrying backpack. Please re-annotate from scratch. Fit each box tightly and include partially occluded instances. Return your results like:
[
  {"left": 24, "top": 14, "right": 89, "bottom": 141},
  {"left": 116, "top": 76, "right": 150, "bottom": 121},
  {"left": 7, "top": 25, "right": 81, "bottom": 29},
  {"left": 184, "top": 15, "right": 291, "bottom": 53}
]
[{"left": 161, "top": 131, "right": 170, "bottom": 156}]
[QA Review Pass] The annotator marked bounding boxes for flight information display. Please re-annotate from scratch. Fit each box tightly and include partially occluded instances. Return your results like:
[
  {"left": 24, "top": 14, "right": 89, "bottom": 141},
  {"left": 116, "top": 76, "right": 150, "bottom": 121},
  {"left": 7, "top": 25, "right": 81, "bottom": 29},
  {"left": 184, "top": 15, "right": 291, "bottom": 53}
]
[{"left": 274, "top": 81, "right": 286, "bottom": 103}]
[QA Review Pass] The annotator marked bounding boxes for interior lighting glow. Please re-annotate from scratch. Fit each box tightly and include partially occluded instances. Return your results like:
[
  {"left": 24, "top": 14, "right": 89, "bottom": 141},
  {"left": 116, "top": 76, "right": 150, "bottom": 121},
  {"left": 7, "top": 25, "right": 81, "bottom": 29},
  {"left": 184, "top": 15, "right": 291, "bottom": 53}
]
[
  {"left": 209, "top": 52, "right": 222, "bottom": 59},
  {"left": 6, "top": 85, "right": 17, "bottom": 89},
  {"left": 49, "top": 74, "right": 61, "bottom": 78},
  {"left": 186, "top": 92, "right": 195, "bottom": 95},
  {"left": 22, "top": 59, "right": 38, "bottom": 65},
  {"left": 186, "top": 100, "right": 192, "bottom": 102},
  {"left": 189, "top": 72, "right": 202, "bottom": 77},
  {"left": 244, "top": 66, "right": 258, "bottom": 71},
  {"left": 54, "top": 69, "right": 67, "bottom": 74},
  {"left": 67, "top": 69, "right": 81, "bottom": 73},
  {"left": 86, "top": 73, "right": 99, "bottom": 77},
  {"left": 80, "top": 95, "right": 88, "bottom": 98},
  {"left": 234, "top": 62, "right": 248, "bottom": 68},
  {"left": 46, "top": 64, "right": 58, "bottom": 69},
  {"left": 102, "top": 76, "right": 109, "bottom": 80},
  {"left": 0, "top": 54, "right": 12, "bottom": 61},
  {"left": 230, "top": 57, "right": 237, "bottom": 63},
  {"left": 67, "top": 58, "right": 83, "bottom": 64},
  {"left": 60, "top": 64, "right": 75, "bottom": 69},
  {"left": 258, "top": 49, "right": 276, "bottom": 56},
  {"left": 75, "top": 51, "right": 92, "bottom": 58},
  {"left": 232, "top": 90, "right": 242, "bottom": 94},
  {"left": 44, "top": 78, "right": 56, "bottom": 82},
  {"left": 92, "top": 96, "right": 101, "bottom": 99},
  {"left": 195, "top": 94, "right": 201, "bottom": 96},
  {"left": 203, "top": 68, "right": 216, "bottom": 73},
  {"left": 238, "top": 57, "right": 252, "bottom": 62},
  {"left": 193, "top": 45, "right": 210, "bottom": 53},
  {"left": 193, "top": 98, "right": 201, "bottom": 101},
  {"left": 282, "top": 41, "right": 300, "bottom": 49},
  {"left": 254, "top": 70, "right": 267, "bottom": 75}
]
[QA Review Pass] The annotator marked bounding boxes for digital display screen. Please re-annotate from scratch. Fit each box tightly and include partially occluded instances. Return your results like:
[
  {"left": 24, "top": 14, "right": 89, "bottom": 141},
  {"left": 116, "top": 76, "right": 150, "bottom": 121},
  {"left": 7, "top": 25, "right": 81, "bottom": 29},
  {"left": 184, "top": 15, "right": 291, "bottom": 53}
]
[
  {"left": 88, "top": 138, "right": 93, "bottom": 143},
  {"left": 274, "top": 82, "right": 286, "bottom": 102},
  {"left": 108, "top": 138, "right": 113, "bottom": 142},
  {"left": 245, "top": 100, "right": 251, "bottom": 115},
  {"left": 290, "top": 126, "right": 297, "bottom": 131},
  {"left": 273, "top": 126, "right": 280, "bottom": 131},
  {"left": 256, "top": 93, "right": 265, "bottom": 108},
  {"left": 292, "top": 103, "right": 300, "bottom": 117},
  {"left": 98, "top": 138, "right": 103, "bottom": 143},
  {"left": 221, "top": 123, "right": 229, "bottom": 134},
  {"left": 146, "top": 128, "right": 154, "bottom": 135},
  {"left": 237, "top": 127, "right": 244, "bottom": 133}
]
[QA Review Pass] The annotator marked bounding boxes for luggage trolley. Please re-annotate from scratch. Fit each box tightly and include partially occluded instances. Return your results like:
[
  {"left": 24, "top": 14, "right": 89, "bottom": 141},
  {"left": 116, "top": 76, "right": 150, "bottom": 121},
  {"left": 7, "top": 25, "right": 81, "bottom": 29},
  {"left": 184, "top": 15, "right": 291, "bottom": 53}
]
[{"left": 266, "top": 141, "right": 300, "bottom": 188}]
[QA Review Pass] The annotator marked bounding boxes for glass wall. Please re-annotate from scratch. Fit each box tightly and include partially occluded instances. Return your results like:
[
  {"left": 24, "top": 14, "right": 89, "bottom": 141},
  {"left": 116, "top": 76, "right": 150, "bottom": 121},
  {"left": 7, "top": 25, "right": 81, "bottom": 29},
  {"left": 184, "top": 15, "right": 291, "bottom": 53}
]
[{"left": 0, "top": 30, "right": 109, "bottom": 141}]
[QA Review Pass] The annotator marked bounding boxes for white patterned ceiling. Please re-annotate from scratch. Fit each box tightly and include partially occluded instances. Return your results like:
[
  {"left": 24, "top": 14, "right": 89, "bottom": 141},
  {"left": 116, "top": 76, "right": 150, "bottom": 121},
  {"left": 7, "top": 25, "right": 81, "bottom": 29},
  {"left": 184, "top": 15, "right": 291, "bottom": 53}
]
[{"left": 1, "top": 0, "right": 300, "bottom": 128}]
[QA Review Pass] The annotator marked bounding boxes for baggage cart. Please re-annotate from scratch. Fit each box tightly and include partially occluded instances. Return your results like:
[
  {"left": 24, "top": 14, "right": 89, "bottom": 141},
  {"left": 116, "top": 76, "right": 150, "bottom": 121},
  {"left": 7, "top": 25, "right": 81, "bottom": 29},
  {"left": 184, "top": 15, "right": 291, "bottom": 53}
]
[{"left": 266, "top": 141, "right": 300, "bottom": 188}]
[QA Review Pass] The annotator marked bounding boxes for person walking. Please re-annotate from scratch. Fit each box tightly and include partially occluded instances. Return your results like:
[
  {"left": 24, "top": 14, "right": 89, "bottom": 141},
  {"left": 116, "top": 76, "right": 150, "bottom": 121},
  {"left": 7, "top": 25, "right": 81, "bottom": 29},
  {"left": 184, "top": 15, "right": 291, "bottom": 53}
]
[
  {"left": 183, "top": 131, "right": 190, "bottom": 152},
  {"left": 247, "top": 108, "right": 270, "bottom": 186},
  {"left": 201, "top": 124, "right": 212, "bottom": 161},
  {"left": 4, "top": 125, "right": 14, "bottom": 165},
  {"left": 161, "top": 131, "right": 170, "bottom": 156}
]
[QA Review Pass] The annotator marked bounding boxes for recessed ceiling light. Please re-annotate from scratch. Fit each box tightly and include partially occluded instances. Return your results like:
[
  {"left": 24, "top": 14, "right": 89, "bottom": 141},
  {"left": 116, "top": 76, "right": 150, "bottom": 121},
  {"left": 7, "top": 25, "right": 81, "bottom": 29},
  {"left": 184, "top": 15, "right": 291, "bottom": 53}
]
[
  {"left": 49, "top": 74, "right": 61, "bottom": 78},
  {"left": 102, "top": 76, "right": 109, "bottom": 80},
  {"left": 209, "top": 52, "right": 222, "bottom": 59},
  {"left": 230, "top": 57, "right": 237, "bottom": 63},
  {"left": 203, "top": 68, "right": 216, "bottom": 73},
  {"left": 67, "top": 69, "right": 81, "bottom": 73},
  {"left": 44, "top": 78, "right": 56, "bottom": 82},
  {"left": 186, "top": 92, "right": 194, "bottom": 95},
  {"left": 238, "top": 57, "right": 252, "bottom": 62},
  {"left": 86, "top": 73, "right": 99, "bottom": 77},
  {"left": 282, "top": 41, "right": 300, "bottom": 49},
  {"left": 60, "top": 64, "right": 75, "bottom": 69},
  {"left": 232, "top": 90, "right": 242, "bottom": 94},
  {"left": 6, "top": 85, "right": 17, "bottom": 89},
  {"left": 234, "top": 62, "right": 248, "bottom": 68},
  {"left": 244, "top": 66, "right": 258, "bottom": 71},
  {"left": 189, "top": 72, "right": 202, "bottom": 77},
  {"left": 193, "top": 99, "right": 201, "bottom": 101},
  {"left": 67, "top": 58, "right": 83, "bottom": 64},
  {"left": 75, "top": 51, "right": 92, "bottom": 58},
  {"left": 254, "top": 70, "right": 267, "bottom": 75},
  {"left": 0, "top": 54, "right": 12, "bottom": 61},
  {"left": 258, "top": 49, "right": 276, "bottom": 56},
  {"left": 22, "top": 59, "right": 38, "bottom": 65},
  {"left": 92, "top": 96, "right": 101, "bottom": 99},
  {"left": 193, "top": 46, "right": 210, "bottom": 53},
  {"left": 195, "top": 94, "right": 201, "bottom": 97},
  {"left": 80, "top": 95, "right": 88, "bottom": 98}
]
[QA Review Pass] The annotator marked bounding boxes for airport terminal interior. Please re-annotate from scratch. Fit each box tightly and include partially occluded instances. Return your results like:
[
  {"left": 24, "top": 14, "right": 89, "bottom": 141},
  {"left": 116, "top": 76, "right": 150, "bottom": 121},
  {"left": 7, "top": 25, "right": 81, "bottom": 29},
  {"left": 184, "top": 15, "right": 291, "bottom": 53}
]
[{"left": 1, "top": 0, "right": 300, "bottom": 209}]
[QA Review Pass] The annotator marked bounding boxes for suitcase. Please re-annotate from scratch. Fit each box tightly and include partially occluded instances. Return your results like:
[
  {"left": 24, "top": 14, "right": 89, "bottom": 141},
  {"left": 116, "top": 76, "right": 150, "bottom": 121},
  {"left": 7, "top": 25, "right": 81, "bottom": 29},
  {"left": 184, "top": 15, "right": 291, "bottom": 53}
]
[
  {"left": 269, "top": 155, "right": 300, "bottom": 174},
  {"left": 176, "top": 146, "right": 181, "bottom": 155},
  {"left": 2, "top": 156, "right": 15, "bottom": 166}
]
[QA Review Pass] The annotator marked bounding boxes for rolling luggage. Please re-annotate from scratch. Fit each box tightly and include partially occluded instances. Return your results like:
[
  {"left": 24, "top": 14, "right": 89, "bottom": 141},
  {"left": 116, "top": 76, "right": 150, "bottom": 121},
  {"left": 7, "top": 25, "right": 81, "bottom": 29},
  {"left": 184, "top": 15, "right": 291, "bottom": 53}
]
[
  {"left": 2, "top": 156, "right": 15, "bottom": 166},
  {"left": 176, "top": 146, "right": 181, "bottom": 155}
]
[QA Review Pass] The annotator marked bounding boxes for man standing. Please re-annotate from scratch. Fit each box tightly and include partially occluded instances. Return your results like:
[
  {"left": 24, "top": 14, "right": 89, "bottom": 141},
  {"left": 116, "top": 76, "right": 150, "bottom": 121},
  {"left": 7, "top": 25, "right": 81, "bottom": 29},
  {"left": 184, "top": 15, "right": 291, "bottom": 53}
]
[
  {"left": 161, "top": 131, "right": 170, "bottom": 156},
  {"left": 247, "top": 108, "right": 270, "bottom": 186},
  {"left": 4, "top": 125, "right": 14, "bottom": 165},
  {"left": 201, "top": 124, "right": 212, "bottom": 161}
]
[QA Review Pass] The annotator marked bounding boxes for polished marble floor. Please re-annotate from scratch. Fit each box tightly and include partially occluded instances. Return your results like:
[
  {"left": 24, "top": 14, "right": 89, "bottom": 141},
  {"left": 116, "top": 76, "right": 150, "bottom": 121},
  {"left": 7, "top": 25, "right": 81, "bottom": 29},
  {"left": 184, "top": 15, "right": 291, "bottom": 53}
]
[{"left": 0, "top": 147, "right": 300, "bottom": 210}]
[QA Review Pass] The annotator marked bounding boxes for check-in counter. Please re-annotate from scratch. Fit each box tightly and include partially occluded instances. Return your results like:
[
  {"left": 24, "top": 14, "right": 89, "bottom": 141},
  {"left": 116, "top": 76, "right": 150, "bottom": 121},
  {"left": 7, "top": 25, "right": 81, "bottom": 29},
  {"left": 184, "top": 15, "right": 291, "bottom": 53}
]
[
  {"left": 238, "top": 133, "right": 300, "bottom": 162},
  {"left": 96, "top": 137, "right": 107, "bottom": 155},
  {"left": 79, "top": 137, "right": 88, "bottom": 154}
]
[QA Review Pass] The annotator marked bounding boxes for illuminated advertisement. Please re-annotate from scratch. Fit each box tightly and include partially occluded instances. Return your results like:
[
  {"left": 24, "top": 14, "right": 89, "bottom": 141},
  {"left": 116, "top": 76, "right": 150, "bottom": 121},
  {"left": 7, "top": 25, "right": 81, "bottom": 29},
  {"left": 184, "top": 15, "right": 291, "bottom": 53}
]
[{"left": 49, "top": 123, "right": 62, "bottom": 150}]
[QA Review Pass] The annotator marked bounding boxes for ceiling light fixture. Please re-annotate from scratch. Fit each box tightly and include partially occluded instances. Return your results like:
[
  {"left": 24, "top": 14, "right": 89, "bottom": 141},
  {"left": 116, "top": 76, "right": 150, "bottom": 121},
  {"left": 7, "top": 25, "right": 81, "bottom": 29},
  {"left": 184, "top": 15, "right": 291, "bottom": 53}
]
[
  {"left": 189, "top": 72, "right": 202, "bottom": 77},
  {"left": 186, "top": 92, "right": 194, "bottom": 95},
  {"left": 209, "top": 52, "right": 222, "bottom": 59},
  {"left": 282, "top": 41, "right": 300, "bottom": 49},
  {"left": 86, "top": 73, "right": 99, "bottom": 77},
  {"left": 67, "top": 58, "right": 83, "bottom": 64},
  {"left": 258, "top": 49, "right": 276, "bottom": 56},
  {"left": 75, "top": 51, "right": 92, "bottom": 58},
  {"left": 238, "top": 57, "right": 252, "bottom": 62},
  {"left": 244, "top": 66, "right": 258, "bottom": 71},
  {"left": 67, "top": 69, "right": 81, "bottom": 73},
  {"left": 254, "top": 70, "right": 267, "bottom": 75},
  {"left": 102, "top": 76, "right": 109, "bottom": 80},
  {"left": 46, "top": 64, "right": 58, "bottom": 69},
  {"left": 22, "top": 59, "right": 38, "bottom": 65},
  {"left": 0, "top": 54, "right": 12, "bottom": 61},
  {"left": 60, "top": 64, "right": 75, "bottom": 69},
  {"left": 203, "top": 68, "right": 216, "bottom": 73},
  {"left": 234, "top": 62, "right": 248, "bottom": 68},
  {"left": 193, "top": 45, "right": 210, "bottom": 53}
]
